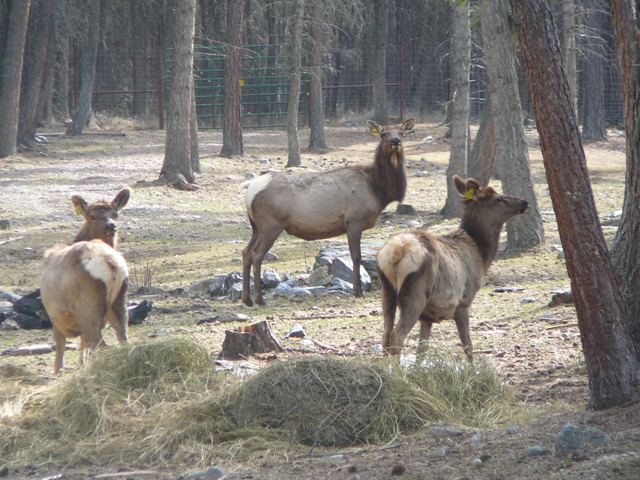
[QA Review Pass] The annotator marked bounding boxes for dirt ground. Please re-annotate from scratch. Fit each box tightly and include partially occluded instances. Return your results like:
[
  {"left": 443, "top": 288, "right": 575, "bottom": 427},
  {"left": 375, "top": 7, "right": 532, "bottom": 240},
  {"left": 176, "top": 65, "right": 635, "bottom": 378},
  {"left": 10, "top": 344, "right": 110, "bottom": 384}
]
[{"left": 1, "top": 119, "right": 639, "bottom": 479}]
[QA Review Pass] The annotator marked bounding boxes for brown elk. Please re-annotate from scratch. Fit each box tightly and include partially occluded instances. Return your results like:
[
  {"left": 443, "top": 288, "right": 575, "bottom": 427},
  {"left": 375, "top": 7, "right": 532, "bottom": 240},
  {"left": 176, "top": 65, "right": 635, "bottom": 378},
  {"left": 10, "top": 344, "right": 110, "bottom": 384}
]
[
  {"left": 377, "top": 176, "right": 528, "bottom": 361},
  {"left": 41, "top": 188, "right": 131, "bottom": 374},
  {"left": 241, "top": 118, "right": 415, "bottom": 306}
]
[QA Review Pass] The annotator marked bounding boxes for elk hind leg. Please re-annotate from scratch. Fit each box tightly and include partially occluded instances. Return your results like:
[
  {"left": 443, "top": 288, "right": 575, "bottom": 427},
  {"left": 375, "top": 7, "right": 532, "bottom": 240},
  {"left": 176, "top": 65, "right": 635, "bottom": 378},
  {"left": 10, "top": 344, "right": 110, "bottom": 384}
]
[
  {"left": 108, "top": 280, "right": 129, "bottom": 343},
  {"left": 249, "top": 225, "right": 283, "bottom": 306},
  {"left": 242, "top": 219, "right": 260, "bottom": 306},
  {"left": 379, "top": 273, "right": 397, "bottom": 352},
  {"left": 52, "top": 325, "right": 66, "bottom": 374},
  {"left": 416, "top": 318, "right": 433, "bottom": 354},
  {"left": 389, "top": 286, "right": 427, "bottom": 356}
]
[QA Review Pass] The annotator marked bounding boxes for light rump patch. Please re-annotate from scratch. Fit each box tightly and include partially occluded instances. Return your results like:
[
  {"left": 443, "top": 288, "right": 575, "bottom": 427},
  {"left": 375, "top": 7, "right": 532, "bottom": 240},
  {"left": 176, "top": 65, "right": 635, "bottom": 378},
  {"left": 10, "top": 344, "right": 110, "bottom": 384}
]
[
  {"left": 377, "top": 232, "right": 425, "bottom": 292},
  {"left": 80, "top": 241, "right": 129, "bottom": 304},
  {"left": 242, "top": 173, "right": 273, "bottom": 220}
]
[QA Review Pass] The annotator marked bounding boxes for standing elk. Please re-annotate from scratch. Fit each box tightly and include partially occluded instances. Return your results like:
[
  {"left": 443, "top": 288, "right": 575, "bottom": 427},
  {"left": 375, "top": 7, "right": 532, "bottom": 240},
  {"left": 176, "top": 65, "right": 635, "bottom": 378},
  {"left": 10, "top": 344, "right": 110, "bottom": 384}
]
[
  {"left": 241, "top": 118, "right": 415, "bottom": 306},
  {"left": 377, "top": 176, "right": 528, "bottom": 361},
  {"left": 41, "top": 188, "right": 130, "bottom": 374}
]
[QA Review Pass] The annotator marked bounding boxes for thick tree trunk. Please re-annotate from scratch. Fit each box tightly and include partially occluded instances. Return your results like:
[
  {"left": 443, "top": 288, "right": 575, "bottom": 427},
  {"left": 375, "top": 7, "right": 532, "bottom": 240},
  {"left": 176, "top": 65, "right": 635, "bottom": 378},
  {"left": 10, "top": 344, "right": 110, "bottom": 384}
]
[
  {"left": 161, "top": 0, "right": 197, "bottom": 186},
  {"left": 479, "top": 0, "right": 544, "bottom": 249},
  {"left": 0, "top": 0, "right": 30, "bottom": 158},
  {"left": 581, "top": 0, "right": 607, "bottom": 142},
  {"left": 66, "top": 0, "right": 101, "bottom": 136},
  {"left": 221, "top": 0, "right": 244, "bottom": 158},
  {"left": 609, "top": 0, "right": 640, "bottom": 352},
  {"left": 371, "top": 0, "right": 389, "bottom": 124},
  {"left": 468, "top": 96, "right": 496, "bottom": 186},
  {"left": 285, "top": 0, "right": 305, "bottom": 168},
  {"left": 511, "top": 0, "right": 640, "bottom": 410},
  {"left": 53, "top": 1, "right": 70, "bottom": 121},
  {"left": 562, "top": 0, "right": 578, "bottom": 114},
  {"left": 307, "top": 0, "right": 327, "bottom": 152},
  {"left": 442, "top": 2, "right": 471, "bottom": 218},
  {"left": 18, "top": 0, "right": 54, "bottom": 146}
]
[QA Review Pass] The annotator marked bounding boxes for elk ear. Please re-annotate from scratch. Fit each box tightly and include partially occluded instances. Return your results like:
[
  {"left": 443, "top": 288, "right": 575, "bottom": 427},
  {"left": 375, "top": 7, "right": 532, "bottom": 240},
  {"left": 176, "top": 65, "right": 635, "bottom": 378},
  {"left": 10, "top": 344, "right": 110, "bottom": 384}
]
[
  {"left": 401, "top": 117, "right": 415, "bottom": 132},
  {"left": 368, "top": 120, "right": 381, "bottom": 135},
  {"left": 453, "top": 175, "right": 468, "bottom": 196},
  {"left": 71, "top": 195, "right": 88, "bottom": 216},
  {"left": 112, "top": 188, "right": 131, "bottom": 211}
]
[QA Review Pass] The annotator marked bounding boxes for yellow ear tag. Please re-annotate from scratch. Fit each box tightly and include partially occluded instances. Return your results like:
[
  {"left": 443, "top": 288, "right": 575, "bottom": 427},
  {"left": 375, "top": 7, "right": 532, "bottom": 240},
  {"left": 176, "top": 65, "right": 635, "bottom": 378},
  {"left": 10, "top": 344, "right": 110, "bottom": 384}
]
[
  {"left": 74, "top": 204, "right": 85, "bottom": 216},
  {"left": 465, "top": 188, "right": 476, "bottom": 200}
]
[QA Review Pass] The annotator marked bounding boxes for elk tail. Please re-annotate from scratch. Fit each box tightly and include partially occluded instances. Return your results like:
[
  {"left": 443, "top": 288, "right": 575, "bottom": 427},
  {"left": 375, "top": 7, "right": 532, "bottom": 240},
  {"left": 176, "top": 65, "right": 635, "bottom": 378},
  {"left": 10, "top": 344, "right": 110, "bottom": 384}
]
[{"left": 377, "top": 232, "right": 426, "bottom": 293}]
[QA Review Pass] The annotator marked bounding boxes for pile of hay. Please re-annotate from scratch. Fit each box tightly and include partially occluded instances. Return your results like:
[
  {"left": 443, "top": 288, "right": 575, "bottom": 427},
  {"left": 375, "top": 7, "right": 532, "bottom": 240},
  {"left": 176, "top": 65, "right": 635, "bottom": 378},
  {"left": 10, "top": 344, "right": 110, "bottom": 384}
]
[{"left": 0, "top": 339, "right": 515, "bottom": 472}]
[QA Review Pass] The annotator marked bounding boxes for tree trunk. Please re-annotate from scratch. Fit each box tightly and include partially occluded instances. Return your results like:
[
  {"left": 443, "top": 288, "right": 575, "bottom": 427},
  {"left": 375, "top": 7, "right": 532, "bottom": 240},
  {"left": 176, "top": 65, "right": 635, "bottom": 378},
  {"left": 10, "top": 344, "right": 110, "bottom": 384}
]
[
  {"left": 221, "top": 0, "right": 244, "bottom": 158},
  {"left": 190, "top": 76, "right": 200, "bottom": 173},
  {"left": 562, "top": 0, "right": 578, "bottom": 114},
  {"left": 307, "top": 0, "right": 327, "bottom": 152},
  {"left": 66, "top": 0, "right": 101, "bottom": 136},
  {"left": 18, "top": 0, "right": 54, "bottom": 146},
  {"left": 441, "top": 1, "right": 471, "bottom": 218},
  {"left": 468, "top": 95, "right": 496, "bottom": 185},
  {"left": 479, "top": 0, "right": 544, "bottom": 249},
  {"left": 581, "top": 0, "right": 607, "bottom": 142},
  {"left": 511, "top": 0, "right": 640, "bottom": 410},
  {"left": 609, "top": 0, "right": 640, "bottom": 352},
  {"left": 371, "top": 0, "right": 389, "bottom": 124},
  {"left": 285, "top": 0, "right": 305, "bottom": 168},
  {"left": 0, "top": 0, "right": 30, "bottom": 158},
  {"left": 160, "top": 0, "right": 197, "bottom": 187},
  {"left": 53, "top": 0, "right": 70, "bottom": 121},
  {"left": 131, "top": 0, "right": 148, "bottom": 116}
]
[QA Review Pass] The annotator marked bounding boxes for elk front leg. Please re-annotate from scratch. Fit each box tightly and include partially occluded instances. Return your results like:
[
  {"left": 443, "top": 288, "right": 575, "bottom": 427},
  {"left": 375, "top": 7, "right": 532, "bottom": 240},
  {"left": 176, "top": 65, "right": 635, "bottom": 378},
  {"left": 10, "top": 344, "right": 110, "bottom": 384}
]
[
  {"left": 454, "top": 306, "right": 473, "bottom": 362},
  {"left": 346, "top": 226, "right": 364, "bottom": 298}
]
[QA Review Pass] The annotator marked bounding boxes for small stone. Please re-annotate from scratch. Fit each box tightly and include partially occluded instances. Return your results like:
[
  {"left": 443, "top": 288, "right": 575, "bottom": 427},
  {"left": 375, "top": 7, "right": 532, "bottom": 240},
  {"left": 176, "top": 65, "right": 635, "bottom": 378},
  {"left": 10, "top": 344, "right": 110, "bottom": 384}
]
[
  {"left": 396, "top": 204, "right": 416, "bottom": 215},
  {"left": 264, "top": 251, "right": 279, "bottom": 262},
  {"left": 471, "top": 458, "right": 483, "bottom": 467},
  {"left": 524, "top": 446, "right": 552, "bottom": 457},
  {"left": 262, "top": 268, "right": 281, "bottom": 289},
  {"left": 287, "top": 324, "right": 306, "bottom": 338},
  {"left": 470, "top": 434, "right": 482, "bottom": 446},
  {"left": 187, "top": 466, "right": 224, "bottom": 480}
]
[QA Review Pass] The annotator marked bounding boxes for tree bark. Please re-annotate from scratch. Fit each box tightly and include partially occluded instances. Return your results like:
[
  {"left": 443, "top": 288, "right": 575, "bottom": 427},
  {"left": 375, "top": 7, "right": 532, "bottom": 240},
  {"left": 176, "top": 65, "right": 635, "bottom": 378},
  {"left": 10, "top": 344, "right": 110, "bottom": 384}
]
[
  {"left": 18, "top": 0, "right": 54, "bottom": 146},
  {"left": 285, "top": 0, "right": 305, "bottom": 168},
  {"left": 53, "top": 0, "right": 70, "bottom": 121},
  {"left": 442, "top": 1, "right": 471, "bottom": 218},
  {"left": 581, "top": 0, "right": 607, "bottom": 142},
  {"left": 307, "top": 0, "right": 327, "bottom": 152},
  {"left": 609, "top": 0, "right": 640, "bottom": 351},
  {"left": 371, "top": 0, "right": 389, "bottom": 124},
  {"left": 468, "top": 95, "right": 496, "bottom": 186},
  {"left": 221, "top": 0, "right": 244, "bottom": 158},
  {"left": 0, "top": 0, "right": 30, "bottom": 158},
  {"left": 511, "top": 0, "right": 640, "bottom": 410},
  {"left": 562, "top": 0, "right": 578, "bottom": 114},
  {"left": 66, "top": 0, "right": 100, "bottom": 136},
  {"left": 160, "top": 0, "right": 197, "bottom": 186},
  {"left": 479, "top": 0, "right": 544, "bottom": 249}
]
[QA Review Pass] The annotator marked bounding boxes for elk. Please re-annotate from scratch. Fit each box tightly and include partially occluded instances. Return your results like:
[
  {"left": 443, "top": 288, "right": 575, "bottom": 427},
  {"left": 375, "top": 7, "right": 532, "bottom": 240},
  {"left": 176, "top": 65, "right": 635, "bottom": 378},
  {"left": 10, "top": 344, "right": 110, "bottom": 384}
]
[
  {"left": 377, "top": 176, "right": 528, "bottom": 361},
  {"left": 241, "top": 118, "right": 415, "bottom": 306},
  {"left": 41, "top": 188, "right": 131, "bottom": 374}
]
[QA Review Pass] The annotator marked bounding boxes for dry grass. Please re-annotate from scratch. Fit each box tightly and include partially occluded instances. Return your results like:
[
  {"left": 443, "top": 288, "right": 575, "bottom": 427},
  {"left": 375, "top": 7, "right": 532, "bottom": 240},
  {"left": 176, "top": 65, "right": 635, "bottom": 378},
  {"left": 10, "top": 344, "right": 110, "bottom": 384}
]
[{"left": 0, "top": 338, "right": 516, "bottom": 471}]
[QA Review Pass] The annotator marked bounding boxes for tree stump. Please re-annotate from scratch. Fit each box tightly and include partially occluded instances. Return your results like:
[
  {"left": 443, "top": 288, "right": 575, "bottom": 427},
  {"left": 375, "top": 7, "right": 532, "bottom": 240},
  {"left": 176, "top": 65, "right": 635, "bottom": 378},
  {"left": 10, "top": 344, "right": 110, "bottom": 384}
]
[{"left": 219, "top": 320, "right": 284, "bottom": 360}]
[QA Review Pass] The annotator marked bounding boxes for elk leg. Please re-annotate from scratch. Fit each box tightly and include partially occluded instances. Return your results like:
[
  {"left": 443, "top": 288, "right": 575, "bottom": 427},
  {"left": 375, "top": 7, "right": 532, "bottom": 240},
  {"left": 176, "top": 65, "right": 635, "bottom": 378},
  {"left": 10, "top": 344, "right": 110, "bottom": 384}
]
[
  {"left": 417, "top": 319, "right": 433, "bottom": 354},
  {"left": 108, "top": 280, "right": 128, "bottom": 343},
  {"left": 454, "top": 306, "right": 473, "bottom": 362},
  {"left": 249, "top": 226, "right": 283, "bottom": 306},
  {"left": 379, "top": 273, "right": 397, "bottom": 351},
  {"left": 389, "top": 289, "right": 427, "bottom": 356},
  {"left": 53, "top": 325, "right": 66, "bottom": 374},
  {"left": 242, "top": 219, "right": 260, "bottom": 306},
  {"left": 346, "top": 226, "right": 364, "bottom": 298}
]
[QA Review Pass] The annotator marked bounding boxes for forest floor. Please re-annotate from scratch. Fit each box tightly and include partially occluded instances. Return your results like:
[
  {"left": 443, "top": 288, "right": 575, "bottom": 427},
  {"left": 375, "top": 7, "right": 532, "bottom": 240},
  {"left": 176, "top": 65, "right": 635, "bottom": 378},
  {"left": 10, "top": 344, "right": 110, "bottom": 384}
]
[{"left": 1, "top": 117, "right": 638, "bottom": 479}]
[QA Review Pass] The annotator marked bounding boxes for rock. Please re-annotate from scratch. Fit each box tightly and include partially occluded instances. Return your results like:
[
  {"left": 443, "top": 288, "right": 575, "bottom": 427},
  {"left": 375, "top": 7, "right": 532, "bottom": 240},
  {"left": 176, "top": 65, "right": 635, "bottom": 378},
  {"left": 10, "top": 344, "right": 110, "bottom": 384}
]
[
  {"left": 189, "top": 277, "right": 225, "bottom": 294},
  {"left": 264, "top": 251, "right": 279, "bottom": 262},
  {"left": 507, "top": 427, "right": 520, "bottom": 435},
  {"left": 288, "top": 287, "right": 312, "bottom": 298},
  {"left": 262, "top": 268, "right": 281, "bottom": 289},
  {"left": 287, "top": 324, "right": 306, "bottom": 338},
  {"left": 396, "top": 204, "right": 416, "bottom": 215},
  {"left": 330, "top": 277, "right": 354, "bottom": 293},
  {"left": 555, "top": 423, "right": 612, "bottom": 458},
  {"left": 136, "top": 286, "right": 164, "bottom": 295},
  {"left": 128, "top": 300, "right": 153, "bottom": 325},
  {"left": 524, "top": 446, "right": 552, "bottom": 457},
  {"left": 14, "top": 313, "right": 51, "bottom": 330},
  {"left": 308, "top": 265, "right": 332, "bottom": 286},
  {"left": 521, "top": 298, "right": 537, "bottom": 304},
  {"left": 197, "top": 312, "right": 249, "bottom": 325},
  {"left": 306, "top": 286, "right": 328, "bottom": 296},
  {"left": 186, "top": 466, "right": 224, "bottom": 480},
  {"left": 275, "top": 282, "right": 293, "bottom": 293},
  {"left": 331, "top": 257, "right": 371, "bottom": 292},
  {"left": 549, "top": 289, "right": 573, "bottom": 307},
  {"left": 0, "top": 219, "right": 10, "bottom": 230},
  {"left": 414, "top": 171, "right": 430, "bottom": 177},
  {"left": 470, "top": 434, "right": 482, "bottom": 446},
  {"left": 0, "top": 319, "right": 19, "bottom": 330},
  {"left": 0, "top": 291, "right": 22, "bottom": 302},
  {"left": 471, "top": 458, "right": 483, "bottom": 467},
  {"left": 230, "top": 283, "right": 243, "bottom": 301},
  {"left": 425, "top": 426, "right": 464, "bottom": 438}
]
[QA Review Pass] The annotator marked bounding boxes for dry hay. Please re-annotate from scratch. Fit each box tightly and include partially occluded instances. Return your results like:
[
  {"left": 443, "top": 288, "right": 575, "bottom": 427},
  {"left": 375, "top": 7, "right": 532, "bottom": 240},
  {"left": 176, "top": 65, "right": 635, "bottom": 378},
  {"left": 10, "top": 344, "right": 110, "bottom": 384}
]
[{"left": 0, "top": 339, "right": 516, "bottom": 472}]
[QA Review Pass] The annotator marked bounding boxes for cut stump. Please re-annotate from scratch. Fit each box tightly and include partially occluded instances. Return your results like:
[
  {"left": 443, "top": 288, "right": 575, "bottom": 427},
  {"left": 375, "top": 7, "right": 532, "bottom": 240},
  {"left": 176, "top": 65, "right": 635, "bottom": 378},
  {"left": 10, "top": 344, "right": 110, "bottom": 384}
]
[{"left": 219, "top": 320, "right": 284, "bottom": 360}]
